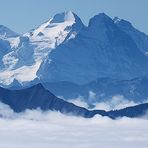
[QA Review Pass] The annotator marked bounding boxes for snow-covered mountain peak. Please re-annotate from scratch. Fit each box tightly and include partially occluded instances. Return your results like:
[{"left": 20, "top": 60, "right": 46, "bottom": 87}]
[
  {"left": 50, "top": 11, "right": 77, "bottom": 23},
  {"left": 1, "top": 11, "right": 148, "bottom": 87},
  {"left": 24, "top": 11, "right": 84, "bottom": 61},
  {"left": 0, "top": 11, "right": 85, "bottom": 87},
  {"left": 37, "top": 12, "right": 148, "bottom": 85},
  {"left": 28, "top": 11, "right": 83, "bottom": 41}
]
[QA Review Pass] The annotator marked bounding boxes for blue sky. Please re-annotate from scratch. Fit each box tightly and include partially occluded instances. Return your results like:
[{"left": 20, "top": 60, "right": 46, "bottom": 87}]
[{"left": 0, "top": 0, "right": 148, "bottom": 34}]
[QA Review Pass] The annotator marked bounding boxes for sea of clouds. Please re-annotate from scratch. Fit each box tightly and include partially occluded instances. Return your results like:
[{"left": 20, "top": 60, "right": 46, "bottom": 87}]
[{"left": 0, "top": 102, "right": 148, "bottom": 148}]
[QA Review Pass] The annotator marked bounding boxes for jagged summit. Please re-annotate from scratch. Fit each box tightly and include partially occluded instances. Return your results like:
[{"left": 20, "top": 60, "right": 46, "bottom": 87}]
[
  {"left": 26, "top": 10, "right": 84, "bottom": 48},
  {"left": 0, "top": 11, "right": 148, "bottom": 87},
  {"left": 114, "top": 18, "right": 133, "bottom": 28},
  {"left": 50, "top": 11, "right": 77, "bottom": 23},
  {"left": 38, "top": 12, "right": 148, "bottom": 84},
  {"left": 22, "top": 10, "right": 84, "bottom": 62},
  {"left": 28, "top": 10, "right": 83, "bottom": 34},
  {"left": 88, "top": 13, "right": 113, "bottom": 28}
]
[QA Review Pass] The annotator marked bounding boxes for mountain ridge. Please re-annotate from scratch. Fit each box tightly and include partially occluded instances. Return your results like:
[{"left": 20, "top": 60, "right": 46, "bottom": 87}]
[
  {"left": 0, "top": 83, "right": 147, "bottom": 119},
  {"left": 0, "top": 11, "right": 148, "bottom": 88},
  {"left": 38, "top": 12, "right": 148, "bottom": 84}
]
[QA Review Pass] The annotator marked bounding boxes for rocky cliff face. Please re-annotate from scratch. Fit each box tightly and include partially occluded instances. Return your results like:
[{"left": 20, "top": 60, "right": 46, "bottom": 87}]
[
  {"left": 38, "top": 13, "right": 148, "bottom": 84},
  {"left": 0, "top": 84, "right": 147, "bottom": 119},
  {"left": 114, "top": 18, "right": 148, "bottom": 55}
]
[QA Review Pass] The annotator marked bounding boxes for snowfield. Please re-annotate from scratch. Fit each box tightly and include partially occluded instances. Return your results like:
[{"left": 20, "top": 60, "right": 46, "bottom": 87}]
[
  {"left": 0, "top": 11, "right": 84, "bottom": 86},
  {"left": 0, "top": 61, "right": 41, "bottom": 85}
]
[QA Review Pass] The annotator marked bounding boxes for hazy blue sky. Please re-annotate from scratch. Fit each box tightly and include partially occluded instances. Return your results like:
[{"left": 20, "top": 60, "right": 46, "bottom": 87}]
[{"left": 0, "top": 0, "right": 148, "bottom": 34}]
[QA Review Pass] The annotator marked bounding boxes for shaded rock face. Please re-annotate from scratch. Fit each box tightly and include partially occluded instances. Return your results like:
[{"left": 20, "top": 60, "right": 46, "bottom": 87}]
[
  {"left": 0, "top": 12, "right": 148, "bottom": 118},
  {"left": 108, "top": 103, "right": 148, "bottom": 119},
  {"left": 0, "top": 84, "right": 148, "bottom": 119},
  {"left": 42, "top": 77, "right": 148, "bottom": 103},
  {"left": 0, "top": 83, "right": 101, "bottom": 118},
  {"left": 38, "top": 13, "right": 148, "bottom": 84},
  {"left": 114, "top": 18, "right": 148, "bottom": 55},
  {"left": 0, "top": 12, "right": 148, "bottom": 87}
]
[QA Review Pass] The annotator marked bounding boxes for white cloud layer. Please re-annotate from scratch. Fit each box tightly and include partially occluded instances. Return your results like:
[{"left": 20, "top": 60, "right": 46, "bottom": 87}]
[
  {"left": 0, "top": 102, "right": 148, "bottom": 148},
  {"left": 68, "top": 95, "right": 148, "bottom": 111},
  {"left": 94, "top": 95, "right": 138, "bottom": 111}
]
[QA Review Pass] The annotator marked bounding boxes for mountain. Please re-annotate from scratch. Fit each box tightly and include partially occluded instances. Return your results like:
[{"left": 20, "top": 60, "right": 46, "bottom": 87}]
[
  {"left": 0, "top": 83, "right": 147, "bottom": 119},
  {"left": 92, "top": 103, "right": 148, "bottom": 119},
  {"left": 0, "top": 11, "right": 148, "bottom": 103},
  {"left": 38, "top": 13, "right": 148, "bottom": 84},
  {"left": 25, "top": 10, "right": 84, "bottom": 61},
  {"left": 42, "top": 77, "right": 148, "bottom": 104},
  {"left": 114, "top": 17, "right": 148, "bottom": 56},
  {"left": 108, "top": 103, "right": 148, "bottom": 119},
  {"left": 0, "top": 11, "right": 84, "bottom": 86},
  {"left": 0, "top": 83, "right": 106, "bottom": 118}
]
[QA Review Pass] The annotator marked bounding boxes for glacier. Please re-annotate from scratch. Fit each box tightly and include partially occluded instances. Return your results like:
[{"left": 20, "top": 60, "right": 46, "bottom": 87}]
[{"left": 0, "top": 11, "right": 84, "bottom": 86}]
